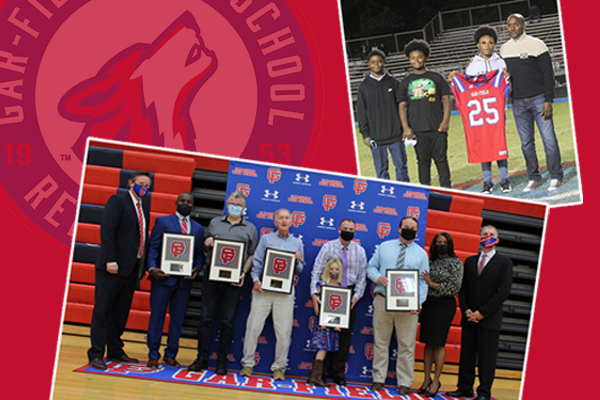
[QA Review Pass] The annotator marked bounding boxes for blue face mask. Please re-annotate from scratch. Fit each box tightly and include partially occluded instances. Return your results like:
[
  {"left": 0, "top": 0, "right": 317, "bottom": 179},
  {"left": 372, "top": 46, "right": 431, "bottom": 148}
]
[
  {"left": 228, "top": 204, "right": 243, "bottom": 217},
  {"left": 133, "top": 184, "right": 150, "bottom": 198}
]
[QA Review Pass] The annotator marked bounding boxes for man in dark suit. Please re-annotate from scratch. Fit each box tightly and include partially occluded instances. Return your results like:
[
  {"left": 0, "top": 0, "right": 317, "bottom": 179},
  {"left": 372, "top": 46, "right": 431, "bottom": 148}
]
[
  {"left": 145, "top": 192, "right": 204, "bottom": 369},
  {"left": 88, "top": 171, "right": 152, "bottom": 370},
  {"left": 447, "top": 225, "right": 513, "bottom": 400}
]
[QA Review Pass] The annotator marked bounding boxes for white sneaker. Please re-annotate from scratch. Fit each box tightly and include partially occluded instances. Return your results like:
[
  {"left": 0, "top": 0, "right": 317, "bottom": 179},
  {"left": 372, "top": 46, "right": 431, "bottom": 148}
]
[
  {"left": 523, "top": 180, "right": 542, "bottom": 192},
  {"left": 548, "top": 179, "right": 563, "bottom": 191}
]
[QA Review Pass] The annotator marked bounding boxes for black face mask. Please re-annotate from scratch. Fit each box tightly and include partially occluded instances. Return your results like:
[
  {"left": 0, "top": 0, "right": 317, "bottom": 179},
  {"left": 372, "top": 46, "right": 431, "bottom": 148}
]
[
  {"left": 400, "top": 228, "right": 416, "bottom": 241},
  {"left": 177, "top": 203, "right": 192, "bottom": 217},
  {"left": 436, "top": 244, "right": 449, "bottom": 255},
  {"left": 340, "top": 230, "right": 354, "bottom": 241}
]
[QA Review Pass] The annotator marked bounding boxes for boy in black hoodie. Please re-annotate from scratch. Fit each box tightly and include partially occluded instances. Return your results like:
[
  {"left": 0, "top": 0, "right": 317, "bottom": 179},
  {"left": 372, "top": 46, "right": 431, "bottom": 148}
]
[{"left": 357, "top": 49, "right": 409, "bottom": 181}]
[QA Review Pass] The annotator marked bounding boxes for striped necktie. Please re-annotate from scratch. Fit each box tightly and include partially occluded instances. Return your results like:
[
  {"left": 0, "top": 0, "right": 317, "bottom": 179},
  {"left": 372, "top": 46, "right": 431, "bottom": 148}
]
[
  {"left": 136, "top": 201, "right": 144, "bottom": 257},
  {"left": 396, "top": 243, "right": 406, "bottom": 269},
  {"left": 341, "top": 246, "right": 348, "bottom": 287},
  {"left": 181, "top": 217, "right": 188, "bottom": 234}
]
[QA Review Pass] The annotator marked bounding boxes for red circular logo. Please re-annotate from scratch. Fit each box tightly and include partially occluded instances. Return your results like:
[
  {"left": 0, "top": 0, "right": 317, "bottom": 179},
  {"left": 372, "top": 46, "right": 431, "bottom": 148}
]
[{"left": 0, "top": 0, "right": 316, "bottom": 247}]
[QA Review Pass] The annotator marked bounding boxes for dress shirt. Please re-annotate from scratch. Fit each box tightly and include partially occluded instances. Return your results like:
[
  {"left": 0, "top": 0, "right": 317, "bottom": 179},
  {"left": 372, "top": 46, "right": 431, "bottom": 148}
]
[
  {"left": 128, "top": 190, "right": 146, "bottom": 259},
  {"left": 251, "top": 230, "right": 304, "bottom": 283},
  {"left": 478, "top": 249, "right": 496, "bottom": 270},
  {"left": 310, "top": 238, "right": 368, "bottom": 301},
  {"left": 367, "top": 239, "right": 429, "bottom": 305},
  {"left": 175, "top": 211, "right": 190, "bottom": 233}
]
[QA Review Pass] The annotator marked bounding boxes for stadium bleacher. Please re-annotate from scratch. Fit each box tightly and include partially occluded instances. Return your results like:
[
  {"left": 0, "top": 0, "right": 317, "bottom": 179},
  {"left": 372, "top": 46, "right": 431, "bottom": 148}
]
[{"left": 347, "top": 14, "right": 565, "bottom": 105}]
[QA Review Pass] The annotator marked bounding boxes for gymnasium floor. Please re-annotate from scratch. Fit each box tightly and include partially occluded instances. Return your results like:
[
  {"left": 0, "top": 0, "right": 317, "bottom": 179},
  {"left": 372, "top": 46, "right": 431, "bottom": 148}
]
[{"left": 52, "top": 328, "right": 522, "bottom": 400}]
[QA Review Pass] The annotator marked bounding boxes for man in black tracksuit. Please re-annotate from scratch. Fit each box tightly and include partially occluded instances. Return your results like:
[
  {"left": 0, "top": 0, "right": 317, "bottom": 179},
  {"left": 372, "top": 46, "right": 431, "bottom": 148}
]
[{"left": 357, "top": 49, "right": 409, "bottom": 181}]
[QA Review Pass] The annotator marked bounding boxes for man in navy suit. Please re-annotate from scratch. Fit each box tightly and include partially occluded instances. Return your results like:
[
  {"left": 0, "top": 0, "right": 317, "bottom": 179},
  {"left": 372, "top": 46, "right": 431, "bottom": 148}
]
[
  {"left": 88, "top": 171, "right": 151, "bottom": 370},
  {"left": 447, "top": 225, "right": 513, "bottom": 400},
  {"left": 145, "top": 192, "right": 205, "bottom": 368}
]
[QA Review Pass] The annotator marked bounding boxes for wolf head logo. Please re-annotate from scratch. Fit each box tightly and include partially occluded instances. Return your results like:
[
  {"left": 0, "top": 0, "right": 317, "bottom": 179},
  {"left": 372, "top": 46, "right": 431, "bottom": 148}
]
[{"left": 59, "top": 12, "right": 217, "bottom": 160}]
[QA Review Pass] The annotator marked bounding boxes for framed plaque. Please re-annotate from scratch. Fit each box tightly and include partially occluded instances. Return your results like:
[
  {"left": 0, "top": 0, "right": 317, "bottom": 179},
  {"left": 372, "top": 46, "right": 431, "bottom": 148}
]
[
  {"left": 386, "top": 269, "right": 419, "bottom": 312},
  {"left": 209, "top": 239, "right": 245, "bottom": 283},
  {"left": 318, "top": 286, "right": 351, "bottom": 329},
  {"left": 261, "top": 248, "right": 295, "bottom": 294},
  {"left": 160, "top": 233, "right": 195, "bottom": 276}
]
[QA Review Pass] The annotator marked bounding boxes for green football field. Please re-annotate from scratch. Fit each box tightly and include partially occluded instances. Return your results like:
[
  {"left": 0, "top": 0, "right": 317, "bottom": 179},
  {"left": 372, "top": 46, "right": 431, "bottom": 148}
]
[{"left": 355, "top": 101, "right": 577, "bottom": 188}]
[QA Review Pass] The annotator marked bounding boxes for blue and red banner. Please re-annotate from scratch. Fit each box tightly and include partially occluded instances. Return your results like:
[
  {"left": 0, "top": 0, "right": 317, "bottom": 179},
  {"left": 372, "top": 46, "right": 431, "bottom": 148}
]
[{"left": 217, "top": 160, "right": 430, "bottom": 384}]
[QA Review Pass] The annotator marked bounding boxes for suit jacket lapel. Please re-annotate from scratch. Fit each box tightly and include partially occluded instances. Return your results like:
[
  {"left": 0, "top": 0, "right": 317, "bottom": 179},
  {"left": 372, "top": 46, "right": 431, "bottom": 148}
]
[{"left": 478, "top": 253, "right": 497, "bottom": 279}]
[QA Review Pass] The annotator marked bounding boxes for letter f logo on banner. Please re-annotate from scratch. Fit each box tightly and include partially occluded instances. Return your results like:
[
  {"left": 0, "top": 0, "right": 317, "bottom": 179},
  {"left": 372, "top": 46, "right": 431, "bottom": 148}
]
[
  {"left": 377, "top": 222, "right": 391, "bottom": 239},
  {"left": 292, "top": 211, "right": 306, "bottom": 227},
  {"left": 236, "top": 183, "right": 250, "bottom": 197},
  {"left": 354, "top": 179, "right": 367, "bottom": 194},
  {"left": 267, "top": 168, "right": 281, "bottom": 183},
  {"left": 407, "top": 206, "right": 420, "bottom": 219},
  {"left": 323, "top": 194, "right": 336, "bottom": 211}
]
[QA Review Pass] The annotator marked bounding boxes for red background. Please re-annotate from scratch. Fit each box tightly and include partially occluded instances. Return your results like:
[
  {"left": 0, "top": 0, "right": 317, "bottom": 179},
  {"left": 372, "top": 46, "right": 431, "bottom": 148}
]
[{"left": 0, "top": 1, "right": 593, "bottom": 399}]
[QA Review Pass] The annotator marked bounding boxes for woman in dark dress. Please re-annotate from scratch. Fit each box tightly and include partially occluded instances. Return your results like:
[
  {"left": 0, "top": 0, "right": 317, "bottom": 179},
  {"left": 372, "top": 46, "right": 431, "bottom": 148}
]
[{"left": 418, "top": 232, "right": 464, "bottom": 397}]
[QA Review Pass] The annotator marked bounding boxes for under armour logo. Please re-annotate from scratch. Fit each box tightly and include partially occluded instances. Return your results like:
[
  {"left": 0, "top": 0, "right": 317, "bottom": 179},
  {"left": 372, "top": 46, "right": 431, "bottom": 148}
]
[
  {"left": 319, "top": 217, "right": 335, "bottom": 227},
  {"left": 350, "top": 200, "right": 365, "bottom": 210},
  {"left": 295, "top": 173, "right": 310, "bottom": 183},
  {"left": 380, "top": 185, "right": 395, "bottom": 195},
  {"left": 264, "top": 190, "right": 279, "bottom": 199}
]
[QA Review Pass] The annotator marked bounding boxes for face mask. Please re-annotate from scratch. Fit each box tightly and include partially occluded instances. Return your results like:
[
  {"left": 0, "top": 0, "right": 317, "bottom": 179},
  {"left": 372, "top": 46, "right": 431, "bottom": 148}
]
[
  {"left": 228, "top": 204, "right": 243, "bottom": 217},
  {"left": 480, "top": 236, "right": 497, "bottom": 248},
  {"left": 329, "top": 271, "right": 340, "bottom": 280},
  {"left": 133, "top": 184, "right": 149, "bottom": 198},
  {"left": 436, "top": 244, "right": 449, "bottom": 255},
  {"left": 340, "top": 230, "right": 354, "bottom": 241},
  {"left": 177, "top": 203, "right": 192, "bottom": 217},
  {"left": 400, "top": 228, "right": 416, "bottom": 241}
]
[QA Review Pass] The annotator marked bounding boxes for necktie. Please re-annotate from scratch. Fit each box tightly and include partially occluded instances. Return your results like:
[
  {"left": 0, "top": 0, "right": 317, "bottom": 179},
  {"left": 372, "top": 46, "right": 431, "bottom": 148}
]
[
  {"left": 341, "top": 246, "right": 348, "bottom": 287},
  {"left": 478, "top": 253, "right": 486, "bottom": 276},
  {"left": 182, "top": 217, "right": 188, "bottom": 234},
  {"left": 396, "top": 243, "right": 406, "bottom": 269},
  {"left": 136, "top": 201, "right": 145, "bottom": 257}
]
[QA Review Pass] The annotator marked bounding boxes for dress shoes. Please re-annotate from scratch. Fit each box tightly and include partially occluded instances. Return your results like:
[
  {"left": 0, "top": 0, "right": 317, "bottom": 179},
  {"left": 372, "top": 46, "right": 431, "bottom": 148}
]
[
  {"left": 89, "top": 358, "right": 107, "bottom": 370},
  {"left": 333, "top": 376, "right": 347, "bottom": 386},
  {"left": 446, "top": 389, "right": 475, "bottom": 398},
  {"left": 146, "top": 359, "right": 159, "bottom": 369},
  {"left": 426, "top": 381, "right": 441, "bottom": 397},
  {"left": 370, "top": 382, "right": 384, "bottom": 391},
  {"left": 188, "top": 357, "right": 208, "bottom": 371},
  {"left": 215, "top": 360, "right": 228, "bottom": 375},
  {"left": 398, "top": 386, "right": 411, "bottom": 395},
  {"left": 106, "top": 354, "right": 139, "bottom": 364},
  {"left": 163, "top": 356, "right": 180, "bottom": 367}
]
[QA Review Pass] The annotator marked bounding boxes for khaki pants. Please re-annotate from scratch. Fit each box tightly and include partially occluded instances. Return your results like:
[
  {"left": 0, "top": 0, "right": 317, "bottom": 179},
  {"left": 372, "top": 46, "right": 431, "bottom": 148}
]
[
  {"left": 372, "top": 294, "right": 418, "bottom": 386},
  {"left": 241, "top": 287, "right": 295, "bottom": 371}
]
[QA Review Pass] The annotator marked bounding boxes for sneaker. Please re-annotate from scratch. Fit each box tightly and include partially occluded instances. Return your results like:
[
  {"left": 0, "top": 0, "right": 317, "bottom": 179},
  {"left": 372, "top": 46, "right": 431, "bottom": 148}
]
[
  {"left": 482, "top": 181, "right": 493, "bottom": 194},
  {"left": 273, "top": 369, "right": 285, "bottom": 381},
  {"left": 240, "top": 366, "right": 253, "bottom": 377},
  {"left": 523, "top": 180, "right": 542, "bottom": 192},
  {"left": 500, "top": 179, "right": 512, "bottom": 193},
  {"left": 548, "top": 179, "right": 563, "bottom": 191}
]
